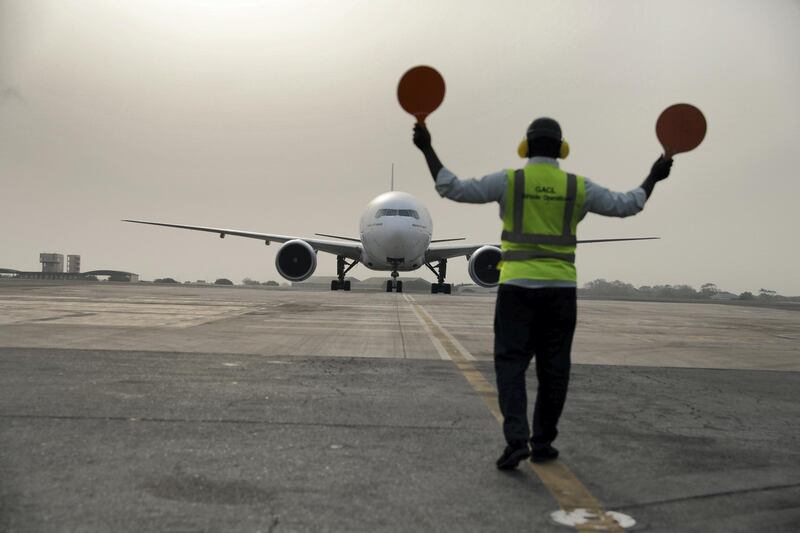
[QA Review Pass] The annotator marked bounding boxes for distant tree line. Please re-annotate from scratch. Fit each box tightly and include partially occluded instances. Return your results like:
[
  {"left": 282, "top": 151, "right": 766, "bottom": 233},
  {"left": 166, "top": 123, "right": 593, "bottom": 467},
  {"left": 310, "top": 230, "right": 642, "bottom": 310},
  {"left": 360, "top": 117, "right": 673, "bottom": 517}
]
[
  {"left": 153, "top": 277, "right": 233, "bottom": 285},
  {"left": 149, "top": 277, "right": 280, "bottom": 286},
  {"left": 579, "top": 279, "right": 789, "bottom": 301},
  {"left": 242, "top": 278, "right": 279, "bottom": 286}
]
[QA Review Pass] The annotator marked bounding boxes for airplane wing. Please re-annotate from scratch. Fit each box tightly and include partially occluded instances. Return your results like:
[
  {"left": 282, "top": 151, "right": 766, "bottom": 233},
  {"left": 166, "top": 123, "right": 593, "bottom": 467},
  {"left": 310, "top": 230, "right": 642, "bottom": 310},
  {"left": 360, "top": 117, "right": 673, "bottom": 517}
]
[
  {"left": 123, "top": 219, "right": 362, "bottom": 260},
  {"left": 575, "top": 237, "right": 659, "bottom": 244},
  {"left": 430, "top": 237, "right": 466, "bottom": 243},
  {"left": 426, "top": 237, "right": 659, "bottom": 262},
  {"left": 426, "top": 244, "right": 493, "bottom": 262}
]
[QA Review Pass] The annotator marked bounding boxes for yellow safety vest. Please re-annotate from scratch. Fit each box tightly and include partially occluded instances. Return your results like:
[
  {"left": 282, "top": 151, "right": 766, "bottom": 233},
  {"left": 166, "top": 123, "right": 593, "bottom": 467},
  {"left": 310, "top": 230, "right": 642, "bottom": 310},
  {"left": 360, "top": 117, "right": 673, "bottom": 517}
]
[{"left": 500, "top": 164, "right": 586, "bottom": 283}]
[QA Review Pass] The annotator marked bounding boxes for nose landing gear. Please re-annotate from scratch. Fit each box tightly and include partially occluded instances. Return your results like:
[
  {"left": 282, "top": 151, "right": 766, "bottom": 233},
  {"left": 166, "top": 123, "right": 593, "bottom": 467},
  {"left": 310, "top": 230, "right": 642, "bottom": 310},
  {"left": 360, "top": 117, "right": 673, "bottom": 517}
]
[
  {"left": 386, "top": 269, "right": 403, "bottom": 293},
  {"left": 384, "top": 260, "right": 404, "bottom": 293},
  {"left": 426, "top": 259, "right": 452, "bottom": 295}
]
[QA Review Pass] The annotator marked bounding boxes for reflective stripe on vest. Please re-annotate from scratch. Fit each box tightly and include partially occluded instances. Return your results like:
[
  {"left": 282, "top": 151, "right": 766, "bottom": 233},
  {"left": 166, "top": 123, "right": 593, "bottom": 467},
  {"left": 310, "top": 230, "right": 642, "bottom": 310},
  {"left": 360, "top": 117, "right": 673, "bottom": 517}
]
[{"left": 502, "top": 249, "right": 576, "bottom": 262}]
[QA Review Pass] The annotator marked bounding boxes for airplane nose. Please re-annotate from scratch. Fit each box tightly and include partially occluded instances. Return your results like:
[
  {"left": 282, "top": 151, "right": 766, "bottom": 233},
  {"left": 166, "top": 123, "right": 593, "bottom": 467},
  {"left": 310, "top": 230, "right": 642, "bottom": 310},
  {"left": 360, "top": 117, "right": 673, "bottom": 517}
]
[
  {"left": 385, "top": 224, "right": 408, "bottom": 242},
  {"left": 381, "top": 219, "right": 414, "bottom": 257}
]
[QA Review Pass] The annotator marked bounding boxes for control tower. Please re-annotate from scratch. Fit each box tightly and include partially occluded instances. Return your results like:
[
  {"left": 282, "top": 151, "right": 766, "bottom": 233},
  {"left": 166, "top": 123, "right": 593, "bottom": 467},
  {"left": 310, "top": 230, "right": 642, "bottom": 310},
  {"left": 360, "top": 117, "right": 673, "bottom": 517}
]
[{"left": 39, "top": 253, "right": 65, "bottom": 273}]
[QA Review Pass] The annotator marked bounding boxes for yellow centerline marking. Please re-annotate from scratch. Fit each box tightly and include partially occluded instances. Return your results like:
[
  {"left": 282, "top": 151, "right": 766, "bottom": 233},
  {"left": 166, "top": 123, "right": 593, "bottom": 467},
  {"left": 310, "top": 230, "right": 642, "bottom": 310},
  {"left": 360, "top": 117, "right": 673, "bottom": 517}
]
[{"left": 404, "top": 294, "right": 625, "bottom": 532}]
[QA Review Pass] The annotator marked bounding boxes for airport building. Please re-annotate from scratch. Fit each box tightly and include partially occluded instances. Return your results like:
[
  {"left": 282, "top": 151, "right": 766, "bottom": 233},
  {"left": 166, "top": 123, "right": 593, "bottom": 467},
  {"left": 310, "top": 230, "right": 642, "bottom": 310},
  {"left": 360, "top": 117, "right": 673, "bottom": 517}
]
[
  {"left": 38, "top": 253, "right": 82, "bottom": 274},
  {"left": 0, "top": 252, "right": 138, "bottom": 282},
  {"left": 40, "top": 253, "right": 65, "bottom": 273},
  {"left": 67, "top": 255, "right": 81, "bottom": 273}
]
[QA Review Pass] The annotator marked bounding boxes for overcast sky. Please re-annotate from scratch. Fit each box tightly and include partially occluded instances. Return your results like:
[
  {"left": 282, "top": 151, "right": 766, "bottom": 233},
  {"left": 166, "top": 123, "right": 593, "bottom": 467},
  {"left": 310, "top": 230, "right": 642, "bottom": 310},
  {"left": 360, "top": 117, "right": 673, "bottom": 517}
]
[{"left": 1, "top": 0, "right": 798, "bottom": 294}]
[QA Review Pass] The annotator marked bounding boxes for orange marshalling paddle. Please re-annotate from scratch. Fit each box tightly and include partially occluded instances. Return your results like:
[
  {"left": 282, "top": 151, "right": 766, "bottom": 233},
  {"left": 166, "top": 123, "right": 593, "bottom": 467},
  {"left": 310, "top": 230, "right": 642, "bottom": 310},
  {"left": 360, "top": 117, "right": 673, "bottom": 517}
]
[
  {"left": 397, "top": 66, "right": 445, "bottom": 125},
  {"left": 656, "top": 103, "right": 707, "bottom": 159}
]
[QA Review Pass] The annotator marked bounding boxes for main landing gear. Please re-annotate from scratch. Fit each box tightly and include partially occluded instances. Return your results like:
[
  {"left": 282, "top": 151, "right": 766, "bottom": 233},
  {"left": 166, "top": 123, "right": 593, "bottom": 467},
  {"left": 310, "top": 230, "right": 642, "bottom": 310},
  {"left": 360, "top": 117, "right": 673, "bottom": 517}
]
[
  {"left": 426, "top": 258, "right": 452, "bottom": 295},
  {"left": 331, "top": 255, "right": 358, "bottom": 291}
]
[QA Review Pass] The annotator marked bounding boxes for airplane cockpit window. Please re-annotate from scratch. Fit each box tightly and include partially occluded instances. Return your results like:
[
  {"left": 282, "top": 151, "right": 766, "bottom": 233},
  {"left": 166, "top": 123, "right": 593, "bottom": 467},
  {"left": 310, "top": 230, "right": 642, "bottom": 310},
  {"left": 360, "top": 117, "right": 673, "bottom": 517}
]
[
  {"left": 376, "top": 208, "right": 420, "bottom": 219},
  {"left": 376, "top": 209, "right": 398, "bottom": 218}
]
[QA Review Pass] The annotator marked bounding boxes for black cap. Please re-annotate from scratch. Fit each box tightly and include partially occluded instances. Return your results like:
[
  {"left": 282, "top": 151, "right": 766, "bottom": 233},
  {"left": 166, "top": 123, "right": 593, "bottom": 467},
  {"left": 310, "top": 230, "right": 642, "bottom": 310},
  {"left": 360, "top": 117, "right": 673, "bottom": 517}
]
[{"left": 526, "top": 117, "right": 562, "bottom": 141}]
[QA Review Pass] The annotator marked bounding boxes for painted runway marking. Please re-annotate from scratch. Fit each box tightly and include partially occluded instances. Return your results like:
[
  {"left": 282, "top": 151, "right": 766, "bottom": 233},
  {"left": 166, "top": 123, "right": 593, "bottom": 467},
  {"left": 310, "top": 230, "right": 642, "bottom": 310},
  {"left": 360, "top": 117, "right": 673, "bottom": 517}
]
[
  {"left": 320, "top": 304, "right": 401, "bottom": 310},
  {"left": 393, "top": 291, "right": 408, "bottom": 359},
  {"left": 404, "top": 294, "right": 628, "bottom": 532},
  {"left": 552, "top": 509, "right": 636, "bottom": 529},
  {"left": 406, "top": 295, "right": 450, "bottom": 360},
  {"left": 419, "top": 306, "right": 477, "bottom": 362},
  {"left": 244, "top": 325, "right": 415, "bottom": 332},
  {"left": 255, "top": 317, "right": 416, "bottom": 325}
]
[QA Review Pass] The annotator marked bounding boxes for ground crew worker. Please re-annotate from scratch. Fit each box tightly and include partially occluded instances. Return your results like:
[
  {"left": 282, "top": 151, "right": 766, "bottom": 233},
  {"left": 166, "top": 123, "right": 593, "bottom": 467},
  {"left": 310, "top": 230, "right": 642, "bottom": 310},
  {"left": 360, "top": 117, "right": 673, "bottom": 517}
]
[{"left": 413, "top": 118, "right": 672, "bottom": 469}]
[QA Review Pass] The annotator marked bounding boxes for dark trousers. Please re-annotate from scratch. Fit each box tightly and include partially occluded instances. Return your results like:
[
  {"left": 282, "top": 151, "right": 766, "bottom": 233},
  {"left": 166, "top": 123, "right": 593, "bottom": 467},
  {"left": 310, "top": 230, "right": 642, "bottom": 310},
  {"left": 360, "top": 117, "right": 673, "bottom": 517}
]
[{"left": 493, "top": 284, "right": 577, "bottom": 447}]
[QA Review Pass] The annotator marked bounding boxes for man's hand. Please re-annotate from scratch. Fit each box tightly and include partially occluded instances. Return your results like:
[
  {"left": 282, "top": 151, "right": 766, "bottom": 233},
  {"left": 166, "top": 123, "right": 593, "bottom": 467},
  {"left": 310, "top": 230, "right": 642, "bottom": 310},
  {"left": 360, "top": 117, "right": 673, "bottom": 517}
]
[
  {"left": 650, "top": 156, "right": 673, "bottom": 182},
  {"left": 641, "top": 155, "right": 674, "bottom": 199},
  {"left": 413, "top": 124, "right": 432, "bottom": 151}
]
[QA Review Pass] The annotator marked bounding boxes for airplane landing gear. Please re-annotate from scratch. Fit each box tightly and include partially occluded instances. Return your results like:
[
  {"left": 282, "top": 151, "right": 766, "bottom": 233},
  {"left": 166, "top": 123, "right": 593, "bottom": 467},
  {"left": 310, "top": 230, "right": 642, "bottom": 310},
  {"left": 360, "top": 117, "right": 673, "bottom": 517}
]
[
  {"left": 386, "top": 269, "right": 403, "bottom": 293},
  {"left": 425, "top": 258, "right": 452, "bottom": 295},
  {"left": 331, "top": 256, "right": 358, "bottom": 291},
  {"left": 430, "top": 283, "right": 451, "bottom": 294},
  {"left": 331, "top": 279, "right": 351, "bottom": 291}
]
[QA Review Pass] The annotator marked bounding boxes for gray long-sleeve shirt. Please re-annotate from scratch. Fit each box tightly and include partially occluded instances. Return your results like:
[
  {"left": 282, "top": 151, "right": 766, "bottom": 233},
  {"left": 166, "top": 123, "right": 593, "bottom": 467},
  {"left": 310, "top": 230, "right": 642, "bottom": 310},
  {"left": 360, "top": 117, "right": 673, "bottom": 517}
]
[{"left": 436, "top": 156, "right": 647, "bottom": 288}]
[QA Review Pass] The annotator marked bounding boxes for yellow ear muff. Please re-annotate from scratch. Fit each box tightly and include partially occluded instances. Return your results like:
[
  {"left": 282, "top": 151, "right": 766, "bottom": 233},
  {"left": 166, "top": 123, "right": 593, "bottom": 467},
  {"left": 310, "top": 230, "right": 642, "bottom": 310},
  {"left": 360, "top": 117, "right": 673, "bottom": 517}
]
[
  {"left": 517, "top": 139, "right": 528, "bottom": 158},
  {"left": 519, "top": 138, "right": 570, "bottom": 159},
  {"left": 560, "top": 140, "right": 570, "bottom": 159}
]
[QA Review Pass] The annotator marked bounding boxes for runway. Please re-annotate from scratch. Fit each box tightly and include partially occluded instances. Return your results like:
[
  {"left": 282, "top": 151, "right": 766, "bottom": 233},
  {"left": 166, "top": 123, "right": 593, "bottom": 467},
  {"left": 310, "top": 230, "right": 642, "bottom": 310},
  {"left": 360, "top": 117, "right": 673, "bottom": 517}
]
[
  {"left": 1, "top": 281, "right": 799, "bottom": 532},
  {"left": 1, "top": 282, "right": 797, "bottom": 369}
]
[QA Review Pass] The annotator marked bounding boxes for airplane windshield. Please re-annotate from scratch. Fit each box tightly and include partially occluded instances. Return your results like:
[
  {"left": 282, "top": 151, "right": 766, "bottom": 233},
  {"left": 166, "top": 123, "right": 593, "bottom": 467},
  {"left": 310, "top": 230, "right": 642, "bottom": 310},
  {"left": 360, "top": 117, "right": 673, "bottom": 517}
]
[{"left": 376, "top": 209, "right": 419, "bottom": 220}]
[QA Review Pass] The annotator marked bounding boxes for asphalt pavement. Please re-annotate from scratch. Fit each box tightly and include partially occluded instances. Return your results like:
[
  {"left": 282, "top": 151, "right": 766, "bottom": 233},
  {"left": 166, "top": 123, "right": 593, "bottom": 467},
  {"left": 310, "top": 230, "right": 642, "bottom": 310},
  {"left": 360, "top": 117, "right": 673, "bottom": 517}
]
[{"left": 1, "top": 283, "right": 798, "bottom": 532}]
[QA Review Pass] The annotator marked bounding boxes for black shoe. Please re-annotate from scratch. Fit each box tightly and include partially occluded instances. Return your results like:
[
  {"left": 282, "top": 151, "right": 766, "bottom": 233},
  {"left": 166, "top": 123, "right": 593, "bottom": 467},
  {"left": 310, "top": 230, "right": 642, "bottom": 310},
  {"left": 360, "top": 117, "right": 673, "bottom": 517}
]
[
  {"left": 531, "top": 444, "right": 559, "bottom": 463},
  {"left": 496, "top": 444, "right": 530, "bottom": 470}
]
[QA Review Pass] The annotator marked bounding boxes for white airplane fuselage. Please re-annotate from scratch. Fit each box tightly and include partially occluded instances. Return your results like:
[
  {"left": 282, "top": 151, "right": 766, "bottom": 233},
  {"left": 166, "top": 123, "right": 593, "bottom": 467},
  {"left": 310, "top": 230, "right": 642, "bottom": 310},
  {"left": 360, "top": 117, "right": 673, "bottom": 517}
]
[{"left": 358, "top": 191, "right": 432, "bottom": 272}]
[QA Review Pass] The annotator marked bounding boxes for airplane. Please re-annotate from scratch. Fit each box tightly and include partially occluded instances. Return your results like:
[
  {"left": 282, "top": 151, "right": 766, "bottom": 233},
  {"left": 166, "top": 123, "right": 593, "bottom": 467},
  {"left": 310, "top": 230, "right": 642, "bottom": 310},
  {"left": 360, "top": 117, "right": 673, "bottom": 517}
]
[{"left": 124, "top": 190, "right": 656, "bottom": 294}]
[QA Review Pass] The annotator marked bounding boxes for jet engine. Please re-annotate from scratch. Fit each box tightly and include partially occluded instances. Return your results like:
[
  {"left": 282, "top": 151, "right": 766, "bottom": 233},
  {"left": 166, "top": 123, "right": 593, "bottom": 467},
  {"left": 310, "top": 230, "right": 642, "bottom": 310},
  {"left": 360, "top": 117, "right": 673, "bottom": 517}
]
[
  {"left": 275, "top": 239, "right": 317, "bottom": 282},
  {"left": 468, "top": 245, "right": 502, "bottom": 288}
]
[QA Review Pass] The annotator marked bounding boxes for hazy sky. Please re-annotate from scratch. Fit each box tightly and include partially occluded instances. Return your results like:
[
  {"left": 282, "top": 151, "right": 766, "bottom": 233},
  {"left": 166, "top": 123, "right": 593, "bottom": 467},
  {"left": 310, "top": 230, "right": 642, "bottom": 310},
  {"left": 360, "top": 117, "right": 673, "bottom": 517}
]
[{"left": 1, "top": 0, "right": 798, "bottom": 294}]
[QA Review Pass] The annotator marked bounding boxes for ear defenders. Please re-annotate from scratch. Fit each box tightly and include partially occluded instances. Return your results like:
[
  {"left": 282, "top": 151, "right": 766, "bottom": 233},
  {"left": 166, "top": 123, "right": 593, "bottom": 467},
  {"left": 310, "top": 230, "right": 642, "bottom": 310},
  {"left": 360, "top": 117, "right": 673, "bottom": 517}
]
[
  {"left": 517, "top": 138, "right": 570, "bottom": 159},
  {"left": 517, "top": 117, "right": 570, "bottom": 159}
]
